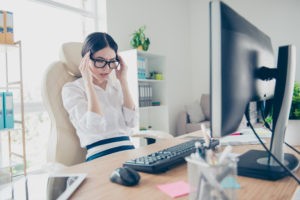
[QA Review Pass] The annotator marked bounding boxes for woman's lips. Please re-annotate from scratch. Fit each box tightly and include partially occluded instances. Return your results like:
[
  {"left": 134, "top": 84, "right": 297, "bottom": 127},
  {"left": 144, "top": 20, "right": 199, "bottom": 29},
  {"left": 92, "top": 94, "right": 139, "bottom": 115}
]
[{"left": 100, "top": 73, "right": 109, "bottom": 76}]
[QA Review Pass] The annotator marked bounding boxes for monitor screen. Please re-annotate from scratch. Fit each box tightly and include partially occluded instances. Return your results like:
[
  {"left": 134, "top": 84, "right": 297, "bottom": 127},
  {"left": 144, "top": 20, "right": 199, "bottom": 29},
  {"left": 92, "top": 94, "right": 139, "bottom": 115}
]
[
  {"left": 209, "top": 0, "right": 299, "bottom": 181},
  {"left": 210, "top": 0, "right": 275, "bottom": 138}
]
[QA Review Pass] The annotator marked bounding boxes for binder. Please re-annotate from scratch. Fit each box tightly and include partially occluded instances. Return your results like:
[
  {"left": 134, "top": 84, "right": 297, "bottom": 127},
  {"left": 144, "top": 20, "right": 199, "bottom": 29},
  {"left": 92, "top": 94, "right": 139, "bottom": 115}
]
[
  {"left": 5, "top": 11, "right": 14, "bottom": 44},
  {"left": 3, "top": 92, "right": 14, "bottom": 129},
  {"left": 0, "top": 11, "right": 14, "bottom": 44},
  {"left": 0, "top": 92, "right": 4, "bottom": 129},
  {"left": 0, "top": 10, "right": 5, "bottom": 44},
  {"left": 141, "top": 83, "right": 145, "bottom": 107}
]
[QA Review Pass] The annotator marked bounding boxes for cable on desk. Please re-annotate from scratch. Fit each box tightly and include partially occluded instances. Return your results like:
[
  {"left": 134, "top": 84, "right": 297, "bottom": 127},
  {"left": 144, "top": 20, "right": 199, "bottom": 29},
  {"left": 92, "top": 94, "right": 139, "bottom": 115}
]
[
  {"left": 259, "top": 104, "right": 300, "bottom": 155},
  {"left": 245, "top": 104, "right": 300, "bottom": 185}
]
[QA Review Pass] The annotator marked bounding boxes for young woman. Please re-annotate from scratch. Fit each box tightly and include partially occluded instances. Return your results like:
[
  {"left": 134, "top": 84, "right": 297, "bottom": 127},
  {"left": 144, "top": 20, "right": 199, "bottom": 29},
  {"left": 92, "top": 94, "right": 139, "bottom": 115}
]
[{"left": 62, "top": 32, "right": 137, "bottom": 161}]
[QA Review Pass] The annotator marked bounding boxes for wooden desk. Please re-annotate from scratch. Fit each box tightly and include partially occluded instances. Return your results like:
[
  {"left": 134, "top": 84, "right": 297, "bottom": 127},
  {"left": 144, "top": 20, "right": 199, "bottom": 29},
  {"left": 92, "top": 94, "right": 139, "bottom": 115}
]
[{"left": 65, "top": 131, "right": 299, "bottom": 200}]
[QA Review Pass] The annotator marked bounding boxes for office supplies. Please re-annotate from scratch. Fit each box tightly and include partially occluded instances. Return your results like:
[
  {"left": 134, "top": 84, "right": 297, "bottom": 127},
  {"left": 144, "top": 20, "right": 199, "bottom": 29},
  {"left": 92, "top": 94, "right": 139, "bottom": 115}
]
[
  {"left": 220, "top": 176, "right": 240, "bottom": 189},
  {"left": 157, "top": 181, "right": 190, "bottom": 198},
  {"left": 230, "top": 132, "right": 243, "bottom": 136},
  {"left": 186, "top": 150, "right": 238, "bottom": 200},
  {"left": 195, "top": 141, "right": 206, "bottom": 159},
  {"left": 220, "top": 134, "right": 266, "bottom": 146},
  {"left": 123, "top": 139, "right": 219, "bottom": 173},
  {"left": 218, "top": 145, "right": 232, "bottom": 164},
  {"left": 0, "top": 11, "right": 4, "bottom": 43},
  {"left": 3, "top": 92, "right": 14, "bottom": 129},
  {"left": 110, "top": 167, "right": 140, "bottom": 186},
  {"left": 238, "top": 128, "right": 272, "bottom": 138},
  {"left": 0, "top": 11, "right": 13, "bottom": 44},
  {"left": 201, "top": 124, "right": 210, "bottom": 147},
  {"left": 4, "top": 11, "right": 13, "bottom": 44}
]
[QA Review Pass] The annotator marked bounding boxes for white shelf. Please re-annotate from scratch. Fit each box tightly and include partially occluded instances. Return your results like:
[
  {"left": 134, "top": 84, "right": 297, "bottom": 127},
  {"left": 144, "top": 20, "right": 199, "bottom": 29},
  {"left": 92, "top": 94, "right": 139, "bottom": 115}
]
[
  {"left": 136, "top": 50, "right": 164, "bottom": 59},
  {"left": 120, "top": 49, "right": 169, "bottom": 136},
  {"left": 139, "top": 105, "right": 167, "bottom": 110},
  {"left": 138, "top": 79, "right": 165, "bottom": 83},
  {"left": 0, "top": 41, "right": 26, "bottom": 176},
  {"left": 0, "top": 128, "right": 23, "bottom": 133},
  {"left": 0, "top": 43, "right": 19, "bottom": 53}
]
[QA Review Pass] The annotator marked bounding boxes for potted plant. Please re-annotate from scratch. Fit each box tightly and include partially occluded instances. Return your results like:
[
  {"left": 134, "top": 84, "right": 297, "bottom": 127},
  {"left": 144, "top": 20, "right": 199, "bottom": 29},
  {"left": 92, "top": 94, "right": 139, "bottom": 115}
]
[
  {"left": 130, "top": 26, "right": 150, "bottom": 51},
  {"left": 285, "top": 81, "right": 300, "bottom": 145},
  {"left": 289, "top": 82, "right": 300, "bottom": 119}
]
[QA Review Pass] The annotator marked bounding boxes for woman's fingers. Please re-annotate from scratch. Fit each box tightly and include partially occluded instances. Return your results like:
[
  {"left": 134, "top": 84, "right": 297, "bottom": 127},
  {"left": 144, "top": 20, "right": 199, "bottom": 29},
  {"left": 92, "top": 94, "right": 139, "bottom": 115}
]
[
  {"left": 117, "top": 54, "right": 128, "bottom": 71},
  {"left": 79, "top": 52, "right": 94, "bottom": 84},
  {"left": 79, "top": 52, "right": 91, "bottom": 71}
]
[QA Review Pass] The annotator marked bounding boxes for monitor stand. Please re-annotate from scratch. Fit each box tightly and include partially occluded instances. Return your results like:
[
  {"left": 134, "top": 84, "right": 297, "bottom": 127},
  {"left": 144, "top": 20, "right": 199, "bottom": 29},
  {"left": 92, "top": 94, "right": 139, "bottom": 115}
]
[
  {"left": 237, "top": 150, "right": 299, "bottom": 180},
  {"left": 238, "top": 45, "right": 299, "bottom": 181}
]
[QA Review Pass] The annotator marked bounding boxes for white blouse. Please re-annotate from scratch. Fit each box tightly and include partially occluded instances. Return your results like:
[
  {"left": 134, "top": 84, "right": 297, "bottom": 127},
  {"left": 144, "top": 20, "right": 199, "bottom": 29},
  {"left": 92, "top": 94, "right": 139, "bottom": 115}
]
[{"left": 61, "top": 77, "right": 138, "bottom": 148}]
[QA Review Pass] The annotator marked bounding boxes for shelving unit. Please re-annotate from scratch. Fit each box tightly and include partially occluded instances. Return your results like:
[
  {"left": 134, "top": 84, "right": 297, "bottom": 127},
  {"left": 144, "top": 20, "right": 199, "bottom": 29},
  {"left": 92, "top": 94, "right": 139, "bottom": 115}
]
[
  {"left": 0, "top": 41, "right": 26, "bottom": 176},
  {"left": 120, "top": 49, "right": 169, "bottom": 135}
]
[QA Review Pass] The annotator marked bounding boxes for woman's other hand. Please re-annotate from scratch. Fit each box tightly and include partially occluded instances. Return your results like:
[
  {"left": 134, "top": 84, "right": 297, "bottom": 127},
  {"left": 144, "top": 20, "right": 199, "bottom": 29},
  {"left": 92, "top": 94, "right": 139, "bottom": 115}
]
[
  {"left": 79, "top": 52, "right": 93, "bottom": 85},
  {"left": 115, "top": 54, "right": 128, "bottom": 83}
]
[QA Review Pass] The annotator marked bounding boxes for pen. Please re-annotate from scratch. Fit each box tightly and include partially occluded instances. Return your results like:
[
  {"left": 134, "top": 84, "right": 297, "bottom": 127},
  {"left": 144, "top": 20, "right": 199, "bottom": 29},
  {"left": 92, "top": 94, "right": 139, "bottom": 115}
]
[
  {"left": 201, "top": 124, "right": 210, "bottom": 147},
  {"left": 195, "top": 141, "right": 206, "bottom": 159},
  {"left": 230, "top": 132, "right": 243, "bottom": 136},
  {"left": 218, "top": 145, "right": 232, "bottom": 164}
]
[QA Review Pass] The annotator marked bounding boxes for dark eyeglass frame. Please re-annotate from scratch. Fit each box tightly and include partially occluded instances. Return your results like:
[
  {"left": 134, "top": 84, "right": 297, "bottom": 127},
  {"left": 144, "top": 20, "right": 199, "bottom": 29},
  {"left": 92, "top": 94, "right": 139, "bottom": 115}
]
[{"left": 89, "top": 54, "right": 120, "bottom": 69}]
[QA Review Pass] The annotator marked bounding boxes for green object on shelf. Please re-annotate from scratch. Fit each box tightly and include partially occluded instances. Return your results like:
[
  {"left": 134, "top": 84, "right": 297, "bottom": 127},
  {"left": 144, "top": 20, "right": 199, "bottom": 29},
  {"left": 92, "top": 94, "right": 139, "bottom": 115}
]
[
  {"left": 155, "top": 73, "right": 163, "bottom": 80},
  {"left": 152, "top": 101, "right": 160, "bottom": 106},
  {"left": 149, "top": 71, "right": 163, "bottom": 80},
  {"left": 140, "top": 127, "right": 147, "bottom": 131}
]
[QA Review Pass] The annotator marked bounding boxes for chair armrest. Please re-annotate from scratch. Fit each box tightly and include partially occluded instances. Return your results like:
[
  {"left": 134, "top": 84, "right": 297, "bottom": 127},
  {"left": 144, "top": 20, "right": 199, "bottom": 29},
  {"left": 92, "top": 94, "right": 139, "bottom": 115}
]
[
  {"left": 176, "top": 111, "right": 189, "bottom": 136},
  {"left": 132, "top": 130, "right": 174, "bottom": 140}
]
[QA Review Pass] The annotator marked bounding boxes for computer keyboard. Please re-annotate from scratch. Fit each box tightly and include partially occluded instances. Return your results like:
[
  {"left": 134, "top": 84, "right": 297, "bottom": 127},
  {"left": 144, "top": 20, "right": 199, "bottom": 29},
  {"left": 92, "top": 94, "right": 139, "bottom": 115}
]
[{"left": 123, "top": 139, "right": 219, "bottom": 173}]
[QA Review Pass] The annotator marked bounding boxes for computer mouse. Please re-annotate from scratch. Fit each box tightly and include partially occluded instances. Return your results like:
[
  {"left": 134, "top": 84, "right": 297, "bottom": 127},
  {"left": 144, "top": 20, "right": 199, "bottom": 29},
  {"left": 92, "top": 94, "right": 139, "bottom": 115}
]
[{"left": 110, "top": 166, "right": 140, "bottom": 186}]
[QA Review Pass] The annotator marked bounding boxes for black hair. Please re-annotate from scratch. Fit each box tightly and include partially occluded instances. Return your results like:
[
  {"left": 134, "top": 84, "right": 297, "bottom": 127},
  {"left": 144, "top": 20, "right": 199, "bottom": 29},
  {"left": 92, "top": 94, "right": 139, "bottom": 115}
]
[{"left": 81, "top": 32, "right": 118, "bottom": 57}]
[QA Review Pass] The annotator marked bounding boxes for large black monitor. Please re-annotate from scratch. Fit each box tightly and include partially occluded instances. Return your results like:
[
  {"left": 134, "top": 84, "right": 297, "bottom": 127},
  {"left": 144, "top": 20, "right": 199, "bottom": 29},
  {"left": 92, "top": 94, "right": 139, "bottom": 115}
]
[{"left": 209, "top": 0, "right": 299, "bottom": 181}]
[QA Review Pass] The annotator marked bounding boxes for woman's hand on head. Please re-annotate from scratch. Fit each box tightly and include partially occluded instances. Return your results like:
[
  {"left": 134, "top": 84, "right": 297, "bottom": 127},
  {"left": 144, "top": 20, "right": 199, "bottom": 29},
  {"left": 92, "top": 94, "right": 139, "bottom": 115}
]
[
  {"left": 115, "top": 54, "right": 128, "bottom": 83},
  {"left": 79, "top": 52, "right": 93, "bottom": 85}
]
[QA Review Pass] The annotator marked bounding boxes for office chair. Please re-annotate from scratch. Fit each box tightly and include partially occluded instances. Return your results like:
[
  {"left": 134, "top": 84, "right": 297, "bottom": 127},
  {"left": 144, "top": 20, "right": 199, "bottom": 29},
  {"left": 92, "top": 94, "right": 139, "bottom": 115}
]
[
  {"left": 42, "top": 42, "right": 86, "bottom": 166},
  {"left": 42, "top": 42, "right": 174, "bottom": 166}
]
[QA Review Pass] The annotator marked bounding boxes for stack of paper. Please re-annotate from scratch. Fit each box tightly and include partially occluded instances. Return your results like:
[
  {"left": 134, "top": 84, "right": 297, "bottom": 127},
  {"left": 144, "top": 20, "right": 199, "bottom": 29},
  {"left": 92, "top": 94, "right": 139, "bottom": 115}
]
[
  {"left": 220, "top": 127, "right": 272, "bottom": 146},
  {"left": 220, "top": 134, "right": 266, "bottom": 146}
]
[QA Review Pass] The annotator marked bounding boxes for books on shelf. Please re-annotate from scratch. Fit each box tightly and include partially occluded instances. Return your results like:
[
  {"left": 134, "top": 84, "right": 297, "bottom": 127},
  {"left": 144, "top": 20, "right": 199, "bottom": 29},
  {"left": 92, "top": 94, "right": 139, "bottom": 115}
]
[
  {"left": 138, "top": 83, "right": 153, "bottom": 107},
  {"left": 0, "top": 10, "right": 14, "bottom": 44},
  {"left": 0, "top": 92, "right": 4, "bottom": 129},
  {"left": 0, "top": 92, "right": 14, "bottom": 130},
  {"left": 137, "top": 56, "right": 147, "bottom": 79}
]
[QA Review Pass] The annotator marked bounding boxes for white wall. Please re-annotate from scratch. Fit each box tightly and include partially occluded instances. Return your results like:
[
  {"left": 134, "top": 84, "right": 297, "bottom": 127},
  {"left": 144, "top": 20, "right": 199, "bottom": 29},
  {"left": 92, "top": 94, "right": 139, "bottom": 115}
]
[
  {"left": 107, "top": 0, "right": 194, "bottom": 135},
  {"left": 189, "top": 0, "right": 300, "bottom": 98},
  {"left": 107, "top": 0, "right": 300, "bottom": 135}
]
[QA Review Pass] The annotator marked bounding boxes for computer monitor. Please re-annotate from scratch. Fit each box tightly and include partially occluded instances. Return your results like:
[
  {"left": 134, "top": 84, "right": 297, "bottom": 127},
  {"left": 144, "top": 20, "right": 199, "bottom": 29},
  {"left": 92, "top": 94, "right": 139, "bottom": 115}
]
[{"left": 209, "top": 0, "right": 299, "bottom": 180}]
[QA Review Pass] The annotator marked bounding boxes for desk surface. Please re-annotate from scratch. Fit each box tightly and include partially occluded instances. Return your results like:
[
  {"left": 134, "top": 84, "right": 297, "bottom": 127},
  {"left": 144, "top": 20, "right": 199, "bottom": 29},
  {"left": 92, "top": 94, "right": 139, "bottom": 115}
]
[{"left": 64, "top": 131, "right": 300, "bottom": 200}]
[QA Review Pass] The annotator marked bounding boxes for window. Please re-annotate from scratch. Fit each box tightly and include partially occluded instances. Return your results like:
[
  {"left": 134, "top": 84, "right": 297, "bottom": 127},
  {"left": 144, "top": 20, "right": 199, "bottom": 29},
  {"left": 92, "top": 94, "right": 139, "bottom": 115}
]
[{"left": 0, "top": 0, "right": 106, "bottom": 172}]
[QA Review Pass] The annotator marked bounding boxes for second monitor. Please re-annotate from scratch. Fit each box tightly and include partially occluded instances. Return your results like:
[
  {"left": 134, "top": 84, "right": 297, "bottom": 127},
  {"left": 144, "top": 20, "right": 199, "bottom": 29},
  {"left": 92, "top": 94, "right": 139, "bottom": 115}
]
[{"left": 209, "top": 0, "right": 299, "bottom": 181}]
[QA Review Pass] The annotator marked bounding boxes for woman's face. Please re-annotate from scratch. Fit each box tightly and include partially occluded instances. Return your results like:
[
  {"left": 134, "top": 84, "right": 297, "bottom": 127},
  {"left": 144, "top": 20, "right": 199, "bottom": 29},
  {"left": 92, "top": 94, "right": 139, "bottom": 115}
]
[{"left": 89, "top": 47, "right": 117, "bottom": 82}]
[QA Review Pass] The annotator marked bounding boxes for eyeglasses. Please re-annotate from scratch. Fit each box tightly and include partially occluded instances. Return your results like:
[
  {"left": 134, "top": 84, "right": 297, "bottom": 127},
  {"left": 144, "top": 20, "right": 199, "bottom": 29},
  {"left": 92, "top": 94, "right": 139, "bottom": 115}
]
[{"left": 90, "top": 54, "right": 120, "bottom": 69}]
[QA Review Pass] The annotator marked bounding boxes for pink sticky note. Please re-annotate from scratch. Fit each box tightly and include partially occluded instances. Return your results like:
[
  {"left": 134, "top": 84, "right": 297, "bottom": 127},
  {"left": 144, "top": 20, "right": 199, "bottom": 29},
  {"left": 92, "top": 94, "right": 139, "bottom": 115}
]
[{"left": 157, "top": 181, "right": 190, "bottom": 198}]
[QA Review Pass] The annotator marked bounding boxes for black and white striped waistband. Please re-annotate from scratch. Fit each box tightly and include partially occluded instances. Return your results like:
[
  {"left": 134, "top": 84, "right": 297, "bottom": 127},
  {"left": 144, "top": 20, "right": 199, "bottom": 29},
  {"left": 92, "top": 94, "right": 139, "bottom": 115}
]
[{"left": 86, "top": 136, "right": 134, "bottom": 161}]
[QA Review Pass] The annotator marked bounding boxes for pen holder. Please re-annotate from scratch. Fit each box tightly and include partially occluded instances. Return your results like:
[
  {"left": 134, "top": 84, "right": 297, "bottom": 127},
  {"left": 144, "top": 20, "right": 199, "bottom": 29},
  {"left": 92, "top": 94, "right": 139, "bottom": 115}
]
[{"left": 186, "top": 156, "right": 238, "bottom": 200}]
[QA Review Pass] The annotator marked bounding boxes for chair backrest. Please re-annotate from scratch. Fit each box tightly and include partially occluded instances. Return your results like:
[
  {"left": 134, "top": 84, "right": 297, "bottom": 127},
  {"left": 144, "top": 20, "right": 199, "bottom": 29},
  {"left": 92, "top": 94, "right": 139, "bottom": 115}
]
[{"left": 42, "top": 42, "right": 86, "bottom": 166}]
